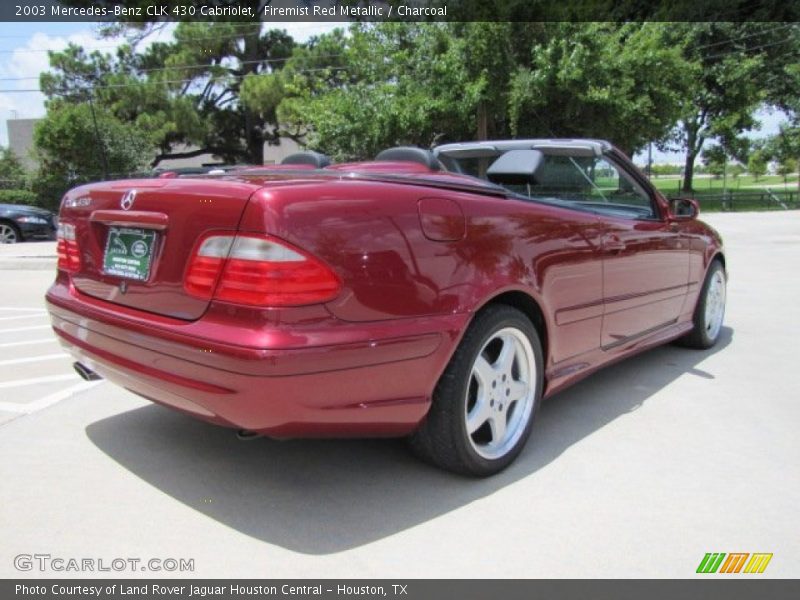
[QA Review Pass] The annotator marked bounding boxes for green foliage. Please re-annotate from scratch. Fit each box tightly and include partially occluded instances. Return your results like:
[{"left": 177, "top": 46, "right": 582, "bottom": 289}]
[
  {"left": 32, "top": 102, "right": 153, "bottom": 209},
  {"left": 240, "top": 72, "right": 285, "bottom": 121},
  {"left": 747, "top": 149, "right": 768, "bottom": 181},
  {"left": 41, "top": 22, "right": 295, "bottom": 166},
  {"left": 764, "top": 122, "right": 800, "bottom": 188},
  {"left": 32, "top": 20, "right": 800, "bottom": 182},
  {"left": 257, "top": 23, "right": 485, "bottom": 160},
  {"left": 776, "top": 156, "right": 797, "bottom": 180},
  {"left": 0, "top": 189, "right": 37, "bottom": 206},
  {"left": 730, "top": 163, "right": 745, "bottom": 179},
  {"left": 0, "top": 147, "right": 28, "bottom": 189},
  {"left": 509, "top": 23, "right": 688, "bottom": 155},
  {"left": 661, "top": 23, "right": 800, "bottom": 192},
  {"left": 702, "top": 145, "right": 727, "bottom": 178},
  {"left": 248, "top": 22, "right": 688, "bottom": 161}
]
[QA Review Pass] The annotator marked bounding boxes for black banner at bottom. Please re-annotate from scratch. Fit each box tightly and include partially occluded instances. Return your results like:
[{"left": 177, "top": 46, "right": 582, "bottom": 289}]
[{"left": 3, "top": 580, "right": 800, "bottom": 600}]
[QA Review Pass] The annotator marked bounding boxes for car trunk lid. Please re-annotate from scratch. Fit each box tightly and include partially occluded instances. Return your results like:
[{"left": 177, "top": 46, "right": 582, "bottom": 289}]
[{"left": 59, "top": 178, "right": 262, "bottom": 320}]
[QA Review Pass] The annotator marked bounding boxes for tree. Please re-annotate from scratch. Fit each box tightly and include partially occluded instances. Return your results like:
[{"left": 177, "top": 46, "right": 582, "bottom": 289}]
[
  {"left": 0, "top": 147, "right": 34, "bottom": 206},
  {"left": 509, "top": 23, "right": 688, "bottom": 157},
  {"left": 248, "top": 23, "right": 487, "bottom": 161},
  {"left": 0, "top": 147, "right": 28, "bottom": 189},
  {"left": 776, "top": 156, "right": 797, "bottom": 184},
  {"left": 765, "top": 123, "right": 800, "bottom": 190},
  {"left": 747, "top": 148, "right": 768, "bottom": 182},
  {"left": 246, "top": 22, "right": 688, "bottom": 161},
  {"left": 32, "top": 102, "right": 153, "bottom": 209},
  {"left": 701, "top": 144, "right": 727, "bottom": 179},
  {"left": 41, "top": 21, "right": 295, "bottom": 166},
  {"left": 663, "top": 23, "right": 800, "bottom": 193}
]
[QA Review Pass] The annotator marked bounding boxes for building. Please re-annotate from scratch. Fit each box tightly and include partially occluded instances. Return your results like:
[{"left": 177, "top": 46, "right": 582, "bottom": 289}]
[{"left": 6, "top": 118, "right": 39, "bottom": 172}]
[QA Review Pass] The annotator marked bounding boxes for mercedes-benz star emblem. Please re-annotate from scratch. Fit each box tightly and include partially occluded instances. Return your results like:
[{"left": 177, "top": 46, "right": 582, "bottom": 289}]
[{"left": 120, "top": 189, "right": 137, "bottom": 211}]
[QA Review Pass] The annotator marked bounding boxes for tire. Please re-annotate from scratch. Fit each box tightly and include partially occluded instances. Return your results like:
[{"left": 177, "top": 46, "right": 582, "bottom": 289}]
[
  {"left": 0, "top": 221, "right": 21, "bottom": 244},
  {"left": 409, "top": 305, "right": 544, "bottom": 477},
  {"left": 678, "top": 260, "right": 727, "bottom": 349}
]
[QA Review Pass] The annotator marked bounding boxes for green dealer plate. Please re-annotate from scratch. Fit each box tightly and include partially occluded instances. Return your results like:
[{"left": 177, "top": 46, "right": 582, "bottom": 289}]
[{"left": 102, "top": 227, "right": 157, "bottom": 281}]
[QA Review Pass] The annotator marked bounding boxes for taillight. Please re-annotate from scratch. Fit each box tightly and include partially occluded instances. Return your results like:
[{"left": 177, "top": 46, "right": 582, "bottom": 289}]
[
  {"left": 184, "top": 235, "right": 233, "bottom": 299},
  {"left": 56, "top": 222, "right": 80, "bottom": 272},
  {"left": 183, "top": 233, "right": 341, "bottom": 307}
]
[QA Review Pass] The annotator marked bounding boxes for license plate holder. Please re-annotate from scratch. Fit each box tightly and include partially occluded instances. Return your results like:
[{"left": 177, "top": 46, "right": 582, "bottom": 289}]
[{"left": 102, "top": 226, "right": 157, "bottom": 281}]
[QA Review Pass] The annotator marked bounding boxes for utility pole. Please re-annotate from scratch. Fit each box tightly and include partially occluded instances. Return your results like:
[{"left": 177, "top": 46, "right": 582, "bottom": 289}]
[
  {"left": 87, "top": 91, "right": 109, "bottom": 180},
  {"left": 647, "top": 142, "right": 653, "bottom": 180}
]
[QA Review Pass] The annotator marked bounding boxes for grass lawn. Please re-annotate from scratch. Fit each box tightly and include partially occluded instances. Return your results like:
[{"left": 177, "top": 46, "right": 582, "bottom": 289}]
[{"left": 649, "top": 174, "right": 799, "bottom": 195}]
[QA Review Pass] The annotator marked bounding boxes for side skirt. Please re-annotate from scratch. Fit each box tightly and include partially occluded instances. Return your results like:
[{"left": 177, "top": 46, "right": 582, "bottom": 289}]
[{"left": 543, "top": 320, "right": 694, "bottom": 399}]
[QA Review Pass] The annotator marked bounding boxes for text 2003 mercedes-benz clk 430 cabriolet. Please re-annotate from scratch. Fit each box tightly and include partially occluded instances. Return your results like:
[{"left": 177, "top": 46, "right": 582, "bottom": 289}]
[{"left": 46, "top": 139, "right": 726, "bottom": 476}]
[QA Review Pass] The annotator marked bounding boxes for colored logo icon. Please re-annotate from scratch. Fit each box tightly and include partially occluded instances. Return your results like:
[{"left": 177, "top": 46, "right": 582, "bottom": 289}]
[{"left": 697, "top": 553, "right": 773, "bottom": 574}]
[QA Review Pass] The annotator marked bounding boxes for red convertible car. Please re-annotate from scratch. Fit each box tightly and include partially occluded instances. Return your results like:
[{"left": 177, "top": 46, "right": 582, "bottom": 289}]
[{"left": 46, "top": 139, "right": 726, "bottom": 476}]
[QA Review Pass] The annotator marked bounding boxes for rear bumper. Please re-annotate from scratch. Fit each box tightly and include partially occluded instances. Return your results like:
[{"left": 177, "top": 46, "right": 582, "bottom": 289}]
[{"left": 46, "top": 277, "right": 467, "bottom": 437}]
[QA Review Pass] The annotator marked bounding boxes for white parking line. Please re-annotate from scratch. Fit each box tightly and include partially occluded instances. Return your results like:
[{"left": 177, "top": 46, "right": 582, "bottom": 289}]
[
  {"left": 0, "top": 380, "right": 102, "bottom": 414},
  {"left": 0, "top": 314, "right": 48, "bottom": 322},
  {"left": 0, "top": 339, "right": 57, "bottom": 348},
  {"left": 0, "top": 353, "right": 68, "bottom": 367},
  {"left": 0, "top": 325, "right": 52, "bottom": 333},
  {"left": 0, "top": 374, "right": 77, "bottom": 389},
  {"left": 0, "top": 307, "right": 46, "bottom": 313}
]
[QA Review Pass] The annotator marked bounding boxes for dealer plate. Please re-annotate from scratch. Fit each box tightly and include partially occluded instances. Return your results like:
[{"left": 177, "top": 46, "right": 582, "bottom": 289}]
[{"left": 102, "top": 227, "right": 157, "bottom": 281}]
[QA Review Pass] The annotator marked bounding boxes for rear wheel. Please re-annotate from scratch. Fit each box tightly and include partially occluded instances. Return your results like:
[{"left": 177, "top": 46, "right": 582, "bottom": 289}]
[
  {"left": 679, "top": 260, "right": 726, "bottom": 349},
  {"left": 409, "top": 305, "right": 544, "bottom": 476},
  {"left": 0, "top": 222, "right": 20, "bottom": 244}
]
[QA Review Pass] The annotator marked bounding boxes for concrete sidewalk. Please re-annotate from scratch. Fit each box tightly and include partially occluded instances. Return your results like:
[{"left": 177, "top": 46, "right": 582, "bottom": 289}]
[{"left": 0, "top": 241, "right": 56, "bottom": 270}]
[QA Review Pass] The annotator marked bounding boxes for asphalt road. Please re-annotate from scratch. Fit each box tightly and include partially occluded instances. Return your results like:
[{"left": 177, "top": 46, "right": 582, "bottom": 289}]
[{"left": 0, "top": 212, "right": 798, "bottom": 578}]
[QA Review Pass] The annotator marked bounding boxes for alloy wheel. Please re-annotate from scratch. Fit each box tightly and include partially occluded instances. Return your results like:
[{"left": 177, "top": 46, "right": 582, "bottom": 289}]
[
  {"left": 0, "top": 224, "right": 19, "bottom": 244},
  {"left": 704, "top": 269, "right": 726, "bottom": 341},
  {"left": 465, "top": 327, "right": 536, "bottom": 460}
]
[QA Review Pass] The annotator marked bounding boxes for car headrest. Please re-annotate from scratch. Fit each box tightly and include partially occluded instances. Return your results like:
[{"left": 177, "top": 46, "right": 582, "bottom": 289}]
[
  {"left": 281, "top": 151, "right": 332, "bottom": 168},
  {"left": 486, "top": 149, "right": 545, "bottom": 185},
  {"left": 375, "top": 147, "right": 442, "bottom": 171}
]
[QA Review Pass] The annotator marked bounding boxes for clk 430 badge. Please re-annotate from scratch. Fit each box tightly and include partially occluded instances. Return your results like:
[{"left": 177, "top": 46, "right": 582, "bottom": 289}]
[{"left": 63, "top": 196, "right": 91, "bottom": 208}]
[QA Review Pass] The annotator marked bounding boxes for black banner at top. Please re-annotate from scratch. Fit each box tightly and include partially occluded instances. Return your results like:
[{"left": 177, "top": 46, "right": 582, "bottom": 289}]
[{"left": 2, "top": 0, "right": 799, "bottom": 23}]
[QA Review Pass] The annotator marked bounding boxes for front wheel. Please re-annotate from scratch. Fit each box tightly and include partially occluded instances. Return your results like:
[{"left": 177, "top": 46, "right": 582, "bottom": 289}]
[
  {"left": 409, "top": 305, "right": 544, "bottom": 477},
  {"left": 679, "top": 260, "right": 727, "bottom": 349}
]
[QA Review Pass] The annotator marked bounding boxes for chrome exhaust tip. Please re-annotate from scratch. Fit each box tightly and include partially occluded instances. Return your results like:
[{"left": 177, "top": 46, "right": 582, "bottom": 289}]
[{"left": 73, "top": 362, "right": 102, "bottom": 381}]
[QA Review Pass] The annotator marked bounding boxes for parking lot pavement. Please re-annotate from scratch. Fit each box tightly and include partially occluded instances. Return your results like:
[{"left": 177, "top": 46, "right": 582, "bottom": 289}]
[
  {"left": 0, "top": 241, "right": 56, "bottom": 270},
  {"left": 0, "top": 271, "right": 101, "bottom": 426},
  {"left": 0, "top": 212, "right": 798, "bottom": 578}
]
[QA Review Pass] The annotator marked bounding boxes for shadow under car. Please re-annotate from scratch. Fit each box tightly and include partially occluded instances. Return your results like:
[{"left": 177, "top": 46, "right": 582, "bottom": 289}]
[{"left": 85, "top": 326, "right": 733, "bottom": 554}]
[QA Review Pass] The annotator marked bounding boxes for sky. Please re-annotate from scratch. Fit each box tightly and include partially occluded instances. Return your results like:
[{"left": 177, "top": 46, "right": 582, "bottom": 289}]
[{"left": 0, "top": 22, "right": 791, "bottom": 163}]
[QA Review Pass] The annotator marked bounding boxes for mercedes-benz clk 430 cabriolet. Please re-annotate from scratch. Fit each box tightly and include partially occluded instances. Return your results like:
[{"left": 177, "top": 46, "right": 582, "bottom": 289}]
[{"left": 46, "top": 139, "right": 726, "bottom": 476}]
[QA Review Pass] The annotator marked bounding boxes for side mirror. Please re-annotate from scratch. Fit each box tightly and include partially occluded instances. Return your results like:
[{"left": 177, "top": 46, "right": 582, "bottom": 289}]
[{"left": 669, "top": 197, "right": 699, "bottom": 220}]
